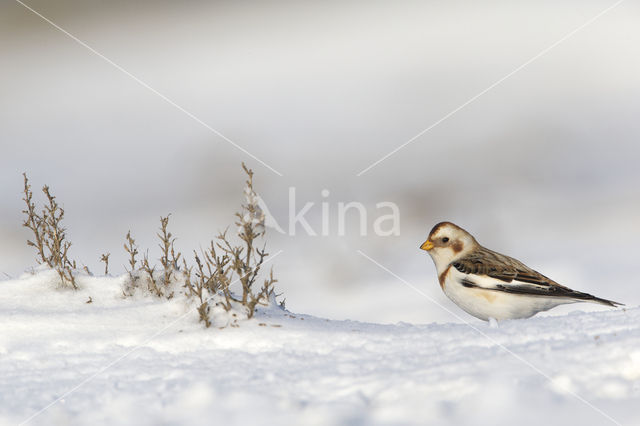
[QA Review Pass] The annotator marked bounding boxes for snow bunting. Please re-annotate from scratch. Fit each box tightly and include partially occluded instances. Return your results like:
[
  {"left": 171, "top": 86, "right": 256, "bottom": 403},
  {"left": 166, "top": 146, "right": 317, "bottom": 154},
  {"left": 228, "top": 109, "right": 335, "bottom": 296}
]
[{"left": 420, "top": 222, "right": 622, "bottom": 321}]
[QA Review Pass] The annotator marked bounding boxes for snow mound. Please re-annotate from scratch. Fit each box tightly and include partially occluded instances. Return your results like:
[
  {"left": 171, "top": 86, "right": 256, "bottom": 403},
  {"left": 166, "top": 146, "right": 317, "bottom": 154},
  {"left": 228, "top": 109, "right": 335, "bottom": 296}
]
[{"left": 1, "top": 272, "right": 638, "bottom": 426}]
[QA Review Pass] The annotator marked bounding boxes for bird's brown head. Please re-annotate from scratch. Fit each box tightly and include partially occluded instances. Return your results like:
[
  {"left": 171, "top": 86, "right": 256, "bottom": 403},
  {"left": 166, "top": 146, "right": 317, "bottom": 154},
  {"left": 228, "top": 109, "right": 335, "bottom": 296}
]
[{"left": 420, "top": 222, "right": 477, "bottom": 269}]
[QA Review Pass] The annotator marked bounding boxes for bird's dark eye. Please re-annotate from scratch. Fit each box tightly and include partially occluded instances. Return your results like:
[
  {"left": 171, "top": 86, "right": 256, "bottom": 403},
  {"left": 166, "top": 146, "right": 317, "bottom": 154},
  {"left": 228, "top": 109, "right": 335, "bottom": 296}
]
[{"left": 442, "top": 237, "right": 449, "bottom": 243}]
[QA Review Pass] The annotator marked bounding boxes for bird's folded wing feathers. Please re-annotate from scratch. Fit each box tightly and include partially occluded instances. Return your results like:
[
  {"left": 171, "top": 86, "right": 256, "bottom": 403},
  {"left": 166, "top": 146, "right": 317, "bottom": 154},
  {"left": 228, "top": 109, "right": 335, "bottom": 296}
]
[
  {"left": 452, "top": 249, "right": 574, "bottom": 295},
  {"left": 451, "top": 248, "right": 623, "bottom": 306}
]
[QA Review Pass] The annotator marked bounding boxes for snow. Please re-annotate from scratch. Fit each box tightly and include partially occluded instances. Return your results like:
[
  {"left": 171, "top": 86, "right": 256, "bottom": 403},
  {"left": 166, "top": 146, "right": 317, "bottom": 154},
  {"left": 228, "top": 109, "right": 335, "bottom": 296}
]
[{"left": 1, "top": 271, "right": 639, "bottom": 426}]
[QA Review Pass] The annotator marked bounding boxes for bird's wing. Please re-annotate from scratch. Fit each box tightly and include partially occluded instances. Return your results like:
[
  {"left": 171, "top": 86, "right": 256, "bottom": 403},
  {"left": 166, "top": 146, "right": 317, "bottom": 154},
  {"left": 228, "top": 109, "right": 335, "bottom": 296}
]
[
  {"left": 451, "top": 248, "right": 563, "bottom": 289},
  {"left": 450, "top": 247, "right": 621, "bottom": 306}
]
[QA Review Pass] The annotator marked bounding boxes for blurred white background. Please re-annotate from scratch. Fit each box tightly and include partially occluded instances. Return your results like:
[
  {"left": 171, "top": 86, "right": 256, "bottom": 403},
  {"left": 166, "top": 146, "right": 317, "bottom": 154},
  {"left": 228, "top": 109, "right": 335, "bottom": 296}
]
[{"left": 1, "top": 0, "right": 639, "bottom": 323}]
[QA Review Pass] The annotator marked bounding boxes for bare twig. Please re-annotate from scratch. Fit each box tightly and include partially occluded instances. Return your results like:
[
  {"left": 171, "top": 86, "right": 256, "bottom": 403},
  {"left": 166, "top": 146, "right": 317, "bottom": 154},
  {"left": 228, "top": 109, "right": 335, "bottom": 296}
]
[
  {"left": 142, "top": 252, "right": 160, "bottom": 297},
  {"left": 100, "top": 253, "right": 110, "bottom": 275},
  {"left": 21, "top": 173, "right": 47, "bottom": 265},
  {"left": 122, "top": 231, "right": 139, "bottom": 296},
  {"left": 158, "top": 214, "right": 181, "bottom": 291}
]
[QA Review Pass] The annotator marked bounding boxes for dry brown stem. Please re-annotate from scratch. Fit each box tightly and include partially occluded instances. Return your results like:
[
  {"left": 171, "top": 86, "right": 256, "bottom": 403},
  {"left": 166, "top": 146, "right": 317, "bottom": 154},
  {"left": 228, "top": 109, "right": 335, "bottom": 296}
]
[
  {"left": 21, "top": 174, "right": 77, "bottom": 289},
  {"left": 100, "top": 253, "right": 110, "bottom": 275}
]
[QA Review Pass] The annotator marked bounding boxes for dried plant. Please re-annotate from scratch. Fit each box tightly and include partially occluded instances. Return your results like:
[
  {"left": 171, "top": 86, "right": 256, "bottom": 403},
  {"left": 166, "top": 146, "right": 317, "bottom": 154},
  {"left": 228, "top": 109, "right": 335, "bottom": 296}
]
[
  {"left": 18, "top": 165, "right": 279, "bottom": 325},
  {"left": 21, "top": 174, "right": 77, "bottom": 289},
  {"left": 141, "top": 252, "right": 161, "bottom": 297},
  {"left": 181, "top": 245, "right": 220, "bottom": 327},
  {"left": 100, "top": 253, "right": 110, "bottom": 275},
  {"left": 190, "top": 254, "right": 213, "bottom": 327},
  {"left": 121, "top": 231, "right": 139, "bottom": 296},
  {"left": 205, "top": 240, "right": 233, "bottom": 312},
  {"left": 123, "top": 218, "right": 179, "bottom": 299},
  {"left": 22, "top": 174, "right": 47, "bottom": 264},
  {"left": 226, "top": 163, "right": 277, "bottom": 318},
  {"left": 19, "top": 165, "right": 280, "bottom": 317},
  {"left": 124, "top": 231, "right": 138, "bottom": 277},
  {"left": 184, "top": 163, "right": 278, "bottom": 325},
  {"left": 158, "top": 214, "right": 181, "bottom": 290}
]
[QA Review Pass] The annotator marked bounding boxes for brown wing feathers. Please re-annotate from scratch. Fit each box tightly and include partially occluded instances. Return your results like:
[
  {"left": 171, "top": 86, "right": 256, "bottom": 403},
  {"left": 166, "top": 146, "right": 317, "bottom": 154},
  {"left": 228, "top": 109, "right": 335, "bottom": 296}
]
[
  {"left": 452, "top": 248, "right": 623, "bottom": 307},
  {"left": 453, "top": 249, "right": 560, "bottom": 287}
]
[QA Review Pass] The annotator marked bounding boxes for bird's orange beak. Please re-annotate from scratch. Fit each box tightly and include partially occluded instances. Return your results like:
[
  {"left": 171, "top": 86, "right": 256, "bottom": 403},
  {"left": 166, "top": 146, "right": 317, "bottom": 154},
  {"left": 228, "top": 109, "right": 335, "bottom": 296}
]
[{"left": 420, "top": 239, "right": 434, "bottom": 251}]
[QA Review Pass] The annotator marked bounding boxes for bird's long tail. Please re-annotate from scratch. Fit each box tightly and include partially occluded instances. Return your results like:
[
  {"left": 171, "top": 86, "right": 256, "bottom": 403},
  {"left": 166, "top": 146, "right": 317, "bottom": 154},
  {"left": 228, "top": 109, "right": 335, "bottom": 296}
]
[{"left": 571, "top": 291, "right": 624, "bottom": 307}]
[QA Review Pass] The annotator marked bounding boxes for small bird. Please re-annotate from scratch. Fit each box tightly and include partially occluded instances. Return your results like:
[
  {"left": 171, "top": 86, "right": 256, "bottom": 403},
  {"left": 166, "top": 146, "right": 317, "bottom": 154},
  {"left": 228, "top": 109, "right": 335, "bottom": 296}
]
[{"left": 420, "top": 222, "right": 622, "bottom": 321}]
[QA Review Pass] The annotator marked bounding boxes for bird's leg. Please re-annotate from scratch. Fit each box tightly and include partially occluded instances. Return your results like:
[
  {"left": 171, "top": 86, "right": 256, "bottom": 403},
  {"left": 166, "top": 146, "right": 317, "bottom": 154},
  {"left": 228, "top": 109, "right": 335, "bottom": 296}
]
[{"left": 488, "top": 317, "right": 499, "bottom": 328}]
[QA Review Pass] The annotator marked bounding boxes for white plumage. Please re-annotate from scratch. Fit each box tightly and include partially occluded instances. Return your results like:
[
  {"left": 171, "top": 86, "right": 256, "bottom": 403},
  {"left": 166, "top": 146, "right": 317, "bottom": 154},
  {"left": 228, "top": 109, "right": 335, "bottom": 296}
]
[{"left": 441, "top": 267, "right": 575, "bottom": 321}]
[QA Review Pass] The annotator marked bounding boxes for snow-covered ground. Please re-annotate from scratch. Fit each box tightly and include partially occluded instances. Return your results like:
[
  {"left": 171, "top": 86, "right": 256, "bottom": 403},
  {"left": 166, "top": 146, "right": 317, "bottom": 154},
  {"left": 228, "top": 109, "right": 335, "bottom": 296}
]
[{"left": 1, "top": 271, "right": 639, "bottom": 426}]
